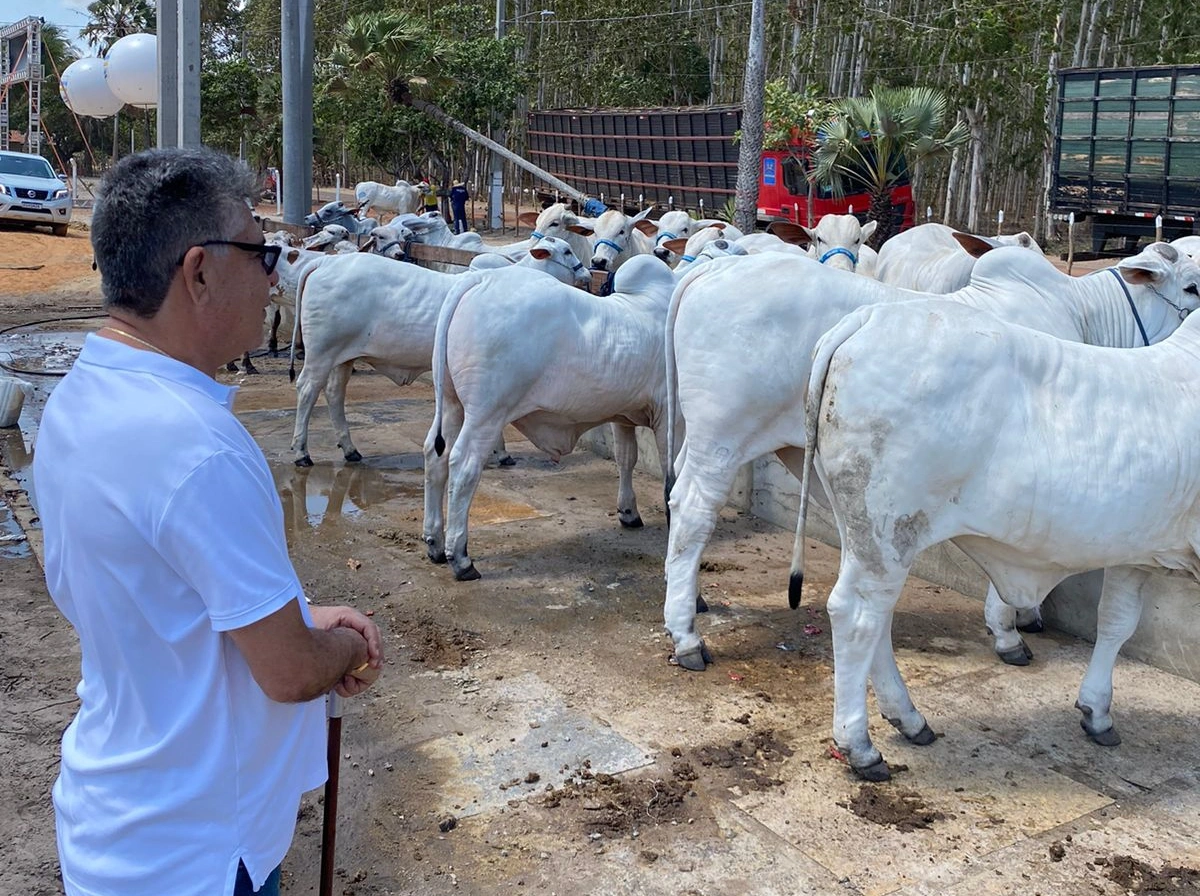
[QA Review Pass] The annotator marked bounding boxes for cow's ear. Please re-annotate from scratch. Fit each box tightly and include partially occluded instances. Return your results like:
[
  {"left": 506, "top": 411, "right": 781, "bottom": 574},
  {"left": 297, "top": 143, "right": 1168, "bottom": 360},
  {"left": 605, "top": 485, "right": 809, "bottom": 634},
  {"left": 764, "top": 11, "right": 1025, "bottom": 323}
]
[
  {"left": 769, "top": 221, "right": 809, "bottom": 246},
  {"left": 530, "top": 247, "right": 550, "bottom": 260},
  {"left": 860, "top": 220, "right": 878, "bottom": 241},
  {"left": 662, "top": 238, "right": 688, "bottom": 255},
  {"left": 633, "top": 219, "right": 658, "bottom": 236},
  {"left": 568, "top": 224, "right": 594, "bottom": 236},
  {"left": 1117, "top": 247, "right": 1173, "bottom": 285},
  {"left": 952, "top": 232, "right": 999, "bottom": 257},
  {"left": 518, "top": 211, "right": 540, "bottom": 227}
]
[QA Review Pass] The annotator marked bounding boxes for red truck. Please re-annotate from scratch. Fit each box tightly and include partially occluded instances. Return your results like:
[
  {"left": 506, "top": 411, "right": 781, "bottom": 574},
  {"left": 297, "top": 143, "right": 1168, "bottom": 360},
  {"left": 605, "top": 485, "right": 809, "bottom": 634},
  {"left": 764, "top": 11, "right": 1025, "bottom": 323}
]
[{"left": 525, "top": 105, "right": 914, "bottom": 230}]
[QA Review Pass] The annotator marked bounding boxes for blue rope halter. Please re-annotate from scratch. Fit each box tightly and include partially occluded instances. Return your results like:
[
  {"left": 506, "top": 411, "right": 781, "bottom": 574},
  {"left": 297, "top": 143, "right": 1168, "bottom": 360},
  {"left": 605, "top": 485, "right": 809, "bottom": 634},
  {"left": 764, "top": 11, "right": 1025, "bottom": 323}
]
[{"left": 818, "top": 247, "right": 858, "bottom": 266}]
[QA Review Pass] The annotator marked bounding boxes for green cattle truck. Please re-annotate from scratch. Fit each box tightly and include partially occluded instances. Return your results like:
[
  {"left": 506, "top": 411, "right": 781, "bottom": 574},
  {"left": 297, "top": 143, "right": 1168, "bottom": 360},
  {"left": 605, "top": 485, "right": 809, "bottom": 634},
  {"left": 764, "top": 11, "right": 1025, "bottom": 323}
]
[{"left": 1052, "top": 64, "right": 1200, "bottom": 252}]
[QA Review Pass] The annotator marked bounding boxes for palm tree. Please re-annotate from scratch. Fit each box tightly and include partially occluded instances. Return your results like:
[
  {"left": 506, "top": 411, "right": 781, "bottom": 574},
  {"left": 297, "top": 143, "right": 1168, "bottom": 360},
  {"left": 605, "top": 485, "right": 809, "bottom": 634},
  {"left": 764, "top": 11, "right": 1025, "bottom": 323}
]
[
  {"left": 812, "top": 86, "right": 968, "bottom": 247},
  {"left": 80, "top": 0, "right": 155, "bottom": 53},
  {"left": 80, "top": 0, "right": 156, "bottom": 161}
]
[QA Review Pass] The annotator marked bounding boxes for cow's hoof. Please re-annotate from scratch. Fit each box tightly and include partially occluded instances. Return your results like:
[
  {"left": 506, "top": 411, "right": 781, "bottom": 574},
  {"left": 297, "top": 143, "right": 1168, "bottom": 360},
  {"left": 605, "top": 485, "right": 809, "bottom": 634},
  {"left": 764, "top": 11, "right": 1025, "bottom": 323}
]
[
  {"left": 852, "top": 758, "right": 892, "bottom": 782},
  {"left": 453, "top": 562, "right": 481, "bottom": 582},
  {"left": 619, "top": 514, "right": 644, "bottom": 529},
  {"left": 498, "top": 454, "right": 516, "bottom": 467},
  {"left": 1017, "top": 618, "right": 1045, "bottom": 634},
  {"left": 997, "top": 642, "right": 1034, "bottom": 666},
  {"left": 672, "top": 642, "right": 712, "bottom": 671},
  {"left": 243, "top": 362, "right": 259, "bottom": 375},
  {"left": 1085, "top": 725, "right": 1122, "bottom": 747},
  {"left": 294, "top": 455, "right": 314, "bottom": 468},
  {"left": 225, "top": 362, "right": 238, "bottom": 373},
  {"left": 695, "top": 592, "right": 709, "bottom": 613},
  {"left": 907, "top": 723, "right": 937, "bottom": 746},
  {"left": 343, "top": 449, "right": 363, "bottom": 463},
  {"left": 425, "top": 542, "right": 447, "bottom": 565}
]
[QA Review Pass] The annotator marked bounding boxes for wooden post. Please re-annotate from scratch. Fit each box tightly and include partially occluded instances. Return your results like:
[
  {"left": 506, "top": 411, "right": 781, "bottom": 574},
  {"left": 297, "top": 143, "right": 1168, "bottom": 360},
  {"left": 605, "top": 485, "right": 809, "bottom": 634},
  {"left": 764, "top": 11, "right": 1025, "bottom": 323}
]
[{"left": 1067, "top": 212, "right": 1075, "bottom": 276}]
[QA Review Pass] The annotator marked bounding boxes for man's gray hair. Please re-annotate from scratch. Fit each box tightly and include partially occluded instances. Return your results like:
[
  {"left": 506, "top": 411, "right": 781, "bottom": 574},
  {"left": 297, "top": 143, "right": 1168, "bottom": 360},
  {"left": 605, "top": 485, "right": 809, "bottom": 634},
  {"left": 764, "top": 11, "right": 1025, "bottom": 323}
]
[{"left": 91, "top": 146, "right": 260, "bottom": 317}]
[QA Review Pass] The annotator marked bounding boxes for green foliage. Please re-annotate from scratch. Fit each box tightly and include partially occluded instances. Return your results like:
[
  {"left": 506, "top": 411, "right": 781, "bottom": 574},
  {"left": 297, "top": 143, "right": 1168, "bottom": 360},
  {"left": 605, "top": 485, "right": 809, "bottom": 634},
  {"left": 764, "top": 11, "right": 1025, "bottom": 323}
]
[
  {"left": 813, "top": 86, "right": 967, "bottom": 198},
  {"left": 200, "top": 59, "right": 260, "bottom": 157}
]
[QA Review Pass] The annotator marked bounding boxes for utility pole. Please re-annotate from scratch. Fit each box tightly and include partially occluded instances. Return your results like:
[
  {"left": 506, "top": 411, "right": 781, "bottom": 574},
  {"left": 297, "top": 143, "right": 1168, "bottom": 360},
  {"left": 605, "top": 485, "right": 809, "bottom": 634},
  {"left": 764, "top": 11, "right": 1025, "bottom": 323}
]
[
  {"left": 281, "top": 0, "right": 315, "bottom": 225},
  {"left": 733, "top": 0, "right": 765, "bottom": 234},
  {"left": 489, "top": 0, "right": 506, "bottom": 229}
]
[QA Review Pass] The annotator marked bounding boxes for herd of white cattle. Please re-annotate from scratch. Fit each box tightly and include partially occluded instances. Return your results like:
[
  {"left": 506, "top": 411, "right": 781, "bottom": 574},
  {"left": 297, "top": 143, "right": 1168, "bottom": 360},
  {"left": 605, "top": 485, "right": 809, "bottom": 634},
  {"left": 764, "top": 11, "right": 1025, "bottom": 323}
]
[{"left": 263, "top": 195, "right": 1200, "bottom": 781}]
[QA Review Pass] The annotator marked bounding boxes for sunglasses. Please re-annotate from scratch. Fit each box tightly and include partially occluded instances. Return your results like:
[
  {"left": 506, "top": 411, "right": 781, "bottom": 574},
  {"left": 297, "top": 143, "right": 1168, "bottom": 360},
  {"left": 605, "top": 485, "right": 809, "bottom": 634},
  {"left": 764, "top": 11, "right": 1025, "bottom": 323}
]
[{"left": 178, "top": 239, "right": 282, "bottom": 275}]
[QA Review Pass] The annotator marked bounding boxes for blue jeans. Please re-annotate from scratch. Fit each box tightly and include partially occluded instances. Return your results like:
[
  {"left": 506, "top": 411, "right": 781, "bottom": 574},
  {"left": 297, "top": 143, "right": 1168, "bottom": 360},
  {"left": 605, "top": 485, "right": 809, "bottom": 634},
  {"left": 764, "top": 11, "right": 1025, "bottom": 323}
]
[{"left": 233, "top": 861, "right": 281, "bottom": 896}]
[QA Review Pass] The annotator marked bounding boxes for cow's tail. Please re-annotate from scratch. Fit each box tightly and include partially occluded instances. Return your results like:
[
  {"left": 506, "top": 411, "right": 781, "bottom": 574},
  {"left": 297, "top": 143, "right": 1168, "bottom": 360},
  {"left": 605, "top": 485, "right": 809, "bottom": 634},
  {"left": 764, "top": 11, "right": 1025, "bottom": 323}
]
[
  {"left": 663, "top": 261, "right": 720, "bottom": 515},
  {"left": 430, "top": 272, "right": 484, "bottom": 457},
  {"left": 288, "top": 258, "right": 319, "bottom": 383},
  {"left": 790, "top": 306, "right": 872, "bottom": 609}
]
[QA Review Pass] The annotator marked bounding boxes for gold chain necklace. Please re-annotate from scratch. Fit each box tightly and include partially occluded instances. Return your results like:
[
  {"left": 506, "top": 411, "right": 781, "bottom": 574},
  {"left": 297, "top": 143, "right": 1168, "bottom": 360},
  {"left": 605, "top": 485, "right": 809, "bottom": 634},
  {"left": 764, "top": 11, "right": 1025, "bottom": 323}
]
[{"left": 100, "top": 326, "right": 169, "bottom": 357}]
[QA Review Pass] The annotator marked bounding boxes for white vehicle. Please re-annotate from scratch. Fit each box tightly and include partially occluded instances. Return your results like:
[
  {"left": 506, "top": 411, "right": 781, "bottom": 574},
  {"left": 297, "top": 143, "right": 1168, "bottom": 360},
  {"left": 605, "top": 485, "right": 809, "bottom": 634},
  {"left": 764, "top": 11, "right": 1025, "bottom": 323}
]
[{"left": 0, "top": 150, "right": 71, "bottom": 236}]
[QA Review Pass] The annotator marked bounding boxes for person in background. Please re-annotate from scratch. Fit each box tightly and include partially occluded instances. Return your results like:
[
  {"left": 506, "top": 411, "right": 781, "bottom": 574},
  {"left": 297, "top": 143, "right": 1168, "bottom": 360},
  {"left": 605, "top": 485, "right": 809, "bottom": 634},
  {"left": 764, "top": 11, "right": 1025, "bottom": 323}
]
[
  {"left": 449, "top": 180, "right": 470, "bottom": 233},
  {"left": 419, "top": 177, "right": 439, "bottom": 214},
  {"left": 33, "top": 145, "right": 384, "bottom": 896}
]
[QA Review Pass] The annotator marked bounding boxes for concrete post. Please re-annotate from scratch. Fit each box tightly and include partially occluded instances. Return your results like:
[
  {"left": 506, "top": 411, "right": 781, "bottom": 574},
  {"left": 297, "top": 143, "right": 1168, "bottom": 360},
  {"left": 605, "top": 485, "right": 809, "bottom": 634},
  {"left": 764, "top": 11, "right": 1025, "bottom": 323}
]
[
  {"left": 178, "top": 0, "right": 201, "bottom": 147},
  {"left": 156, "top": 0, "right": 178, "bottom": 148}
]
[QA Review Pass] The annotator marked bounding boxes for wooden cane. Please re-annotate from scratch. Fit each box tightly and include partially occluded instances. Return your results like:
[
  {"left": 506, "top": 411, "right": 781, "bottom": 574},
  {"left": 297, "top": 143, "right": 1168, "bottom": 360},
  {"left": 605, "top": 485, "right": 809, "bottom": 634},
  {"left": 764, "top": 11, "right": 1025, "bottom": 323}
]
[{"left": 318, "top": 692, "right": 344, "bottom": 896}]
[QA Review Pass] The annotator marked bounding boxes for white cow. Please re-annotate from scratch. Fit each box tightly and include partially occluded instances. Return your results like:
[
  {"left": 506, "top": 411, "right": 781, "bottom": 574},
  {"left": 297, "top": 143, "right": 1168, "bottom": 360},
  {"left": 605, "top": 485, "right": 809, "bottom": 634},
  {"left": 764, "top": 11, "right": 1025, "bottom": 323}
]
[
  {"left": 288, "top": 252, "right": 530, "bottom": 467},
  {"left": 467, "top": 237, "right": 591, "bottom": 287},
  {"left": 354, "top": 179, "right": 421, "bottom": 220},
  {"left": 661, "top": 226, "right": 746, "bottom": 275},
  {"left": 794, "top": 263, "right": 1200, "bottom": 780},
  {"left": 765, "top": 216, "right": 878, "bottom": 273},
  {"left": 1171, "top": 235, "right": 1200, "bottom": 262},
  {"left": 304, "top": 201, "right": 378, "bottom": 242},
  {"left": 422, "top": 255, "right": 678, "bottom": 580},
  {"left": 875, "top": 222, "right": 1041, "bottom": 292},
  {"left": 662, "top": 243, "right": 1200, "bottom": 672},
  {"left": 648, "top": 211, "right": 737, "bottom": 263},
  {"left": 493, "top": 203, "right": 594, "bottom": 266},
  {"left": 588, "top": 208, "right": 658, "bottom": 271}
]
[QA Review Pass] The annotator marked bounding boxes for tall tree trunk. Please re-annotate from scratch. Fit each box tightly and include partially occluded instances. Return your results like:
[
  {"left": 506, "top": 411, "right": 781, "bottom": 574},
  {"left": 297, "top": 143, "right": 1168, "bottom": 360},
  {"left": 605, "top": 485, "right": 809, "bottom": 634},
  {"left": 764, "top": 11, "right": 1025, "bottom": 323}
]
[{"left": 733, "top": 0, "right": 766, "bottom": 234}]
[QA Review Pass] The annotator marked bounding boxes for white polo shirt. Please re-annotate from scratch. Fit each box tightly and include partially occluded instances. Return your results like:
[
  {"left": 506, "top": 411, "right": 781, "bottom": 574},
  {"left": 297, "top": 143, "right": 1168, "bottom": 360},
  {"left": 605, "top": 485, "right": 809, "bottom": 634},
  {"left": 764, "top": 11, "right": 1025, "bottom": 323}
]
[{"left": 34, "top": 335, "right": 326, "bottom": 896}]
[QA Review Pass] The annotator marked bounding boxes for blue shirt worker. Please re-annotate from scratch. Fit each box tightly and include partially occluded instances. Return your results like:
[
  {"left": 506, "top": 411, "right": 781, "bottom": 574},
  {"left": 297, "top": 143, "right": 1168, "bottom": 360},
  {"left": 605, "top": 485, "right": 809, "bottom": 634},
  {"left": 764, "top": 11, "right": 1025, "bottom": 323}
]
[
  {"left": 449, "top": 180, "right": 470, "bottom": 233},
  {"left": 34, "top": 146, "right": 384, "bottom": 896}
]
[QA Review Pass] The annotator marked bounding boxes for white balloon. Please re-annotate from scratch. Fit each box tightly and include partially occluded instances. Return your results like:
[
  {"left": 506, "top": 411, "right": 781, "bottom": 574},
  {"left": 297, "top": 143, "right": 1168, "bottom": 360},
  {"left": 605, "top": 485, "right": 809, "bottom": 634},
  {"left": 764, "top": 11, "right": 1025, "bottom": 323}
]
[
  {"left": 105, "top": 33, "right": 158, "bottom": 108},
  {"left": 59, "top": 57, "right": 125, "bottom": 118}
]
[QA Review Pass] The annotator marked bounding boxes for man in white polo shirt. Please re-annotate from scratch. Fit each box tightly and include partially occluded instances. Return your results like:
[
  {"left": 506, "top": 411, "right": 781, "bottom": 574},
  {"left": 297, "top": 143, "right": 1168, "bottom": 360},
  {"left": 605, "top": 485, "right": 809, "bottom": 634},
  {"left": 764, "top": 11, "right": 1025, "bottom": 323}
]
[{"left": 34, "top": 146, "right": 384, "bottom": 896}]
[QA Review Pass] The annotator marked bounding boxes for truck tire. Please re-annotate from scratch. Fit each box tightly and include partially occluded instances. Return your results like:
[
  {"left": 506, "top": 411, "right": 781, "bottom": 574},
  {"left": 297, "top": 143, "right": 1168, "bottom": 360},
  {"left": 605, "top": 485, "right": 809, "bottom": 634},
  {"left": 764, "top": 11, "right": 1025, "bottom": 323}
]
[{"left": 52, "top": 223, "right": 69, "bottom": 237}]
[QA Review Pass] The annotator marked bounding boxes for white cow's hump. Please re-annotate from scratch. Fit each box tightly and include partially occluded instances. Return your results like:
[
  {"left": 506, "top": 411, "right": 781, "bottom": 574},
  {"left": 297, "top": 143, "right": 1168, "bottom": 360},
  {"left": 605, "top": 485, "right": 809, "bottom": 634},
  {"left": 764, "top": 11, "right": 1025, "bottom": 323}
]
[{"left": 610, "top": 254, "right": 676, "bottom": 296}]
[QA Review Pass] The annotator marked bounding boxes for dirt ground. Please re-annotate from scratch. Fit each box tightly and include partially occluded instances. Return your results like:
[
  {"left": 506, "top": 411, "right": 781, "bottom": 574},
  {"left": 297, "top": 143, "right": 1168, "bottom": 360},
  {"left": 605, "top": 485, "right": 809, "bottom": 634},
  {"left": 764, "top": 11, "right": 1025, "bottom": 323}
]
[{"left": 2, "top": 220, "right": 1198, "bottom": 896}]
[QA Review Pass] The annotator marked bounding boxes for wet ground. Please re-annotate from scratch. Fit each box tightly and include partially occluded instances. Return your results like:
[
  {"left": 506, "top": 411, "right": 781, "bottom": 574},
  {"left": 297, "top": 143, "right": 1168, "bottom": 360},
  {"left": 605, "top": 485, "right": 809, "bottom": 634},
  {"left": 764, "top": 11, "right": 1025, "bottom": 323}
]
[{"left": 2, "top": 229, "right": 1200, "bottom": 896}]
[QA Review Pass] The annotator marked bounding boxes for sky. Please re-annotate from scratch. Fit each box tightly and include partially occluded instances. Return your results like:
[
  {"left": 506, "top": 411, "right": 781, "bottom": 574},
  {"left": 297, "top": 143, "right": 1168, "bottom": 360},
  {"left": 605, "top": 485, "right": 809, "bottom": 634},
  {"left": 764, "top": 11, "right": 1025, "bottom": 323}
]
[{"left": 0, "top": 0, "right": 92, "bottom": 53}]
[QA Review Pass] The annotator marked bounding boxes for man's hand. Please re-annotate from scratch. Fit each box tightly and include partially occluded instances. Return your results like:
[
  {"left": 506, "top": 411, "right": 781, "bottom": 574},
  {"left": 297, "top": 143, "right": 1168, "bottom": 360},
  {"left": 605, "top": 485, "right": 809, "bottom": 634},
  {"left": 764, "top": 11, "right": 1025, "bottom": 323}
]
[{"left": 311, "top": 604, "right": 384, "bottom": 697}]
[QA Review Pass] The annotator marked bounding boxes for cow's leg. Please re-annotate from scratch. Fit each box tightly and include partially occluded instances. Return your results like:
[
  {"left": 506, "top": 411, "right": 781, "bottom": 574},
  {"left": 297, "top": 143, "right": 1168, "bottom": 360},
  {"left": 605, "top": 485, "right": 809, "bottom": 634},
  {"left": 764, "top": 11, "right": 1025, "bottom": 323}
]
[
  {"left": 269, "top": 307, "right": 282, "bottom": 356},
  {"left": 241, "top": 351, "right": 259, "bottom": 375},
  {"left": 663, "top": 455, "right": 743, "bottom": 670},
  {"left": 870, "top": 616, "right": 935, "bottom": 746},
  {"left": 1015, "top": 605, "right": 1045, "bottom": 633},
  {"left": 984, "top": 583, "right": 1034, "bottom": 665},
  {"left": 290, "top": 354, "right": 333, "bottom": 467},
  {"left": 444, "top": 418, "right": 507, "bottom": 580},
  {"left": 612, "top": 422, "right": 642, "bottom": 528},
  {"left": 1076, "top": 565, "right": 1148, "bottom": 746},
  {"left": 422, "top": 399, "right": 465, "bottom": 566},
  {"left": 323, "top": 361, "right": 362, "bottom": 462},
  {"left": 827, "top": 561, "right": 908, "bottom": 781},
  {"left": 490, "top": 432, "right": 515, "bottom": 467}
]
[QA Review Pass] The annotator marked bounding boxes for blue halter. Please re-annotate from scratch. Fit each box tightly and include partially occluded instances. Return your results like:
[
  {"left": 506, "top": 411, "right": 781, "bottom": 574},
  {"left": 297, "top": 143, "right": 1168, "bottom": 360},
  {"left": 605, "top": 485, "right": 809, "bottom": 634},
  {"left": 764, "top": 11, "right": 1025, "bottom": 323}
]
[
  {"left": 1106, "top": 268, "right": 1150, "bottom": 347},
  {"left": 818, "top": 247, "right": 858, "bottom": 265},
  {"left": 655, "top": 230, "right": 678, "bottom": 246},
  {"left": 595, "top": 238, "right": 623, "bottom": 254}
]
